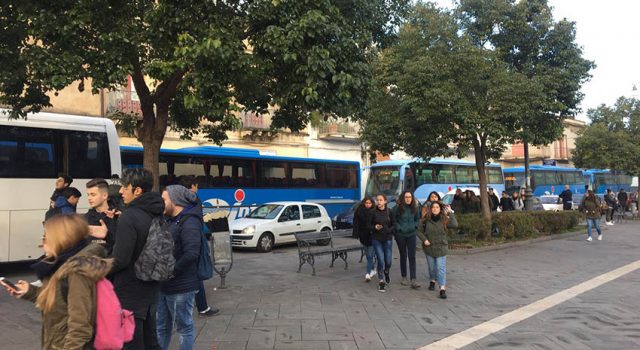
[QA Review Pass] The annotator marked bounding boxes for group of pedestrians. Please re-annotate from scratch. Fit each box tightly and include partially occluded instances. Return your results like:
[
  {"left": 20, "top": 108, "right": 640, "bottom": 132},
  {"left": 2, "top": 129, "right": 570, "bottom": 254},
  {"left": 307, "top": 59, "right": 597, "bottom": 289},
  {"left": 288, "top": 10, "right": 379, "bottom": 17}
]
[
  {"left": 352, "top": 192, "right": 457, "bottom": 299},
  {"left": 1, "top": 169, "right": 218, "bottom": 350}
]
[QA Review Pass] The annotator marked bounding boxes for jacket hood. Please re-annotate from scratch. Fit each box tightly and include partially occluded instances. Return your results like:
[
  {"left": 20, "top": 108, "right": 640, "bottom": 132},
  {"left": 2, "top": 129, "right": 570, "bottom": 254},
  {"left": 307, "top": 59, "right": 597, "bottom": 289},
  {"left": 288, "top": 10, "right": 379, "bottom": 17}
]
[
  {"left": 56, "top": 243, "right": 111, "bottom": 282},
  {"left": 170, "top": 203, "right": 203, "bottom": 223},
  {"left": 129, "top": 191, "right": 165, "bottom": 216}
]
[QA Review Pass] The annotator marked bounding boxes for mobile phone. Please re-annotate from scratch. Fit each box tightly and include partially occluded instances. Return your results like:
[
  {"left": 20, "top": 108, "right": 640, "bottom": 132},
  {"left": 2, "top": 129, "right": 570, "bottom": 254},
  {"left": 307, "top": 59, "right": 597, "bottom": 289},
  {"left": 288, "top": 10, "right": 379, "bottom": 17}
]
[{"left": 0, "top": 277, "right": 18, "bottom": 290}]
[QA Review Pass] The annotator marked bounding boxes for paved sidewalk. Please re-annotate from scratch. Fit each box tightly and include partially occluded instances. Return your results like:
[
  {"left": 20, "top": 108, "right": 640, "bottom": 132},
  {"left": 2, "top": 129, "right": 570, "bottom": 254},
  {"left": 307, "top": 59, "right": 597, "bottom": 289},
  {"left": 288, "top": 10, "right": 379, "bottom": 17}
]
[{"left": 1, "top": 222, "right": 639, "bottom": 349}]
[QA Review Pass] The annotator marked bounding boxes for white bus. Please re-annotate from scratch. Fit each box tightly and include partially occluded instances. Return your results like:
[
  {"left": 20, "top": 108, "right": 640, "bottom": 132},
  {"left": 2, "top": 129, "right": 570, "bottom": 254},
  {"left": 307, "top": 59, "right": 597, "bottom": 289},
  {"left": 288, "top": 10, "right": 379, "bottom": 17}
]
[{"left": 0, "top": 110, "right": 121, "bottom": 262}]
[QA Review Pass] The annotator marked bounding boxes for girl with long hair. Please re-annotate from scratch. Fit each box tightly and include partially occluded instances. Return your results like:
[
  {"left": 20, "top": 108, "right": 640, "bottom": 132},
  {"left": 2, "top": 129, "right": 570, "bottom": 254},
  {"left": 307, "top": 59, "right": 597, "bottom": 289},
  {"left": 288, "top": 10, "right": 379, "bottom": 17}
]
[
  {"left": 393, "top": 191, "right": 421, "bottom": 288},
  {"left": 353, "top": 196, "right": 376, "bottom": 281},
  {"left": 370, "top": 194, "right": 395, "bottom": 293},
  {"left": 2, "top": 214, "right": 111, "bottom": 349},
  {"left": 580, "top": 190, "right": 603, "bottom": 241},
  {"left": 417, "top": 201, "right": 458, "bottom": 299}
]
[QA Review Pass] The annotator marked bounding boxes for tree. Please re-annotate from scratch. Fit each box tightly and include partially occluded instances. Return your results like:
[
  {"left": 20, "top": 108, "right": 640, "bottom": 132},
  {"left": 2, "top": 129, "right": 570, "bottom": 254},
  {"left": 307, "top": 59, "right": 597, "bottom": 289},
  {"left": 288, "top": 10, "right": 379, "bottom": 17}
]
[
  {"left": 0, "top": 0, "right": 408, "bottom": 188},
  {"left": 572, "top": 97, "right": 640, "bottom": 176},
  {"left": 359, "top": 1, "right": 593, "bottom": 225}
]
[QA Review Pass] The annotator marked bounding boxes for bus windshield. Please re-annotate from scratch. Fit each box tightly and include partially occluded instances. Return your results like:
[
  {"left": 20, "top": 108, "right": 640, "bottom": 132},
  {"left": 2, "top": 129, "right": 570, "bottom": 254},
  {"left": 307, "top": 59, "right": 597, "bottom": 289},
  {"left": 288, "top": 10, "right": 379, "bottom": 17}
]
[
  {"left": 365, "top": 166, "right": 401, "bottom": 197},
  {"left": 247, "top": 204, "right": 284, "bottom": 219}
]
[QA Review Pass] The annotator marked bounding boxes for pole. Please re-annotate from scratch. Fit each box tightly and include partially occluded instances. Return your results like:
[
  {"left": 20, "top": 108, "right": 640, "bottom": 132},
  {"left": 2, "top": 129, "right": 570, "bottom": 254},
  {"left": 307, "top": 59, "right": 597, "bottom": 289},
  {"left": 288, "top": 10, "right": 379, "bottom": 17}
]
[{"left": 524, "top": 141, "right": 533, "bottom": 210}]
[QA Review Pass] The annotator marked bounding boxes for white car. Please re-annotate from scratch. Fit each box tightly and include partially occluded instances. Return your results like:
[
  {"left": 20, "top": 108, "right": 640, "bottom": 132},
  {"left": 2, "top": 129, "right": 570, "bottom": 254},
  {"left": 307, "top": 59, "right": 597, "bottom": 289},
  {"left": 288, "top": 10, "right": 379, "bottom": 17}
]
[
  {"left": 539, "top": 195, "right": 563, "bottom": 211},
  {"left": 229, "top": 201, "right": 333, "bottom": 252}
]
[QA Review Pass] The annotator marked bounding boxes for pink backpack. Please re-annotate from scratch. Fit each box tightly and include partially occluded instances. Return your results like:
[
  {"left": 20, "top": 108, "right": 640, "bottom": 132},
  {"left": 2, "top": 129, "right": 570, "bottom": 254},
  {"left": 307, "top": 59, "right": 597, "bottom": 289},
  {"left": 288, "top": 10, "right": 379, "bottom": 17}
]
[{"left": 94, "top": 278, "right": 135, "bottom": 350}]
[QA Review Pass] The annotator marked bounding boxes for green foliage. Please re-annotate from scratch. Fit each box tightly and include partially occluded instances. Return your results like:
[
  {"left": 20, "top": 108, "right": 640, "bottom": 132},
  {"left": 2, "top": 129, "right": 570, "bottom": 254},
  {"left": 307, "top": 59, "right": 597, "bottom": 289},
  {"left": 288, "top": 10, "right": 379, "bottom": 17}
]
[
  {"left": 573, "top": 97, "right": 640, "bottom": 175},
  {"left": 452, "top": 210, "right": 582, "bottom": 245}
]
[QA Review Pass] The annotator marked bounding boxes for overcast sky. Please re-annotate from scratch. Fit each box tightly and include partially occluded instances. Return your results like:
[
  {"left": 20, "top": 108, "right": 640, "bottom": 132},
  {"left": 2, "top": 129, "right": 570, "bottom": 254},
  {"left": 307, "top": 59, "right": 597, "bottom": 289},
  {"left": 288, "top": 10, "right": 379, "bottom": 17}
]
[{"left": 433, "top": 0, "right": 640, "bottom": 122}]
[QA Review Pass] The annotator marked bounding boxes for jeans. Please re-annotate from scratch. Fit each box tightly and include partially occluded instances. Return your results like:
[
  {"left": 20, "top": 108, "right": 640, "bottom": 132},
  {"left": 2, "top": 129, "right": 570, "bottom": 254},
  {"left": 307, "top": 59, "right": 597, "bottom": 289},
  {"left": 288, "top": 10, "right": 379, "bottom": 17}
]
[
  {"left": 124, "top": 304, "right": 160, "bottom": 350},
  {"left": 372, "top": 239, "right": 393, "bottom": 281},
  {"left": 606, "top": 208, "right": 614, "bottom": 222},
  {"left": 395, "top": 235, "right": 417, "bottom": 280},
  {"left": 425, "top": 254, "right": 447, "bottom": 287},
  {"left": 586, "top": 218, "right": 602, "bottom": 238},
  {"left": 157, "top": 291, "right": 197, "bottom": 350},
  {"left": 195, "top": 281, "right": 209, "bottom": 312},
  {"left": 363, "top": 244, "right": 375, "bottom": 274}
]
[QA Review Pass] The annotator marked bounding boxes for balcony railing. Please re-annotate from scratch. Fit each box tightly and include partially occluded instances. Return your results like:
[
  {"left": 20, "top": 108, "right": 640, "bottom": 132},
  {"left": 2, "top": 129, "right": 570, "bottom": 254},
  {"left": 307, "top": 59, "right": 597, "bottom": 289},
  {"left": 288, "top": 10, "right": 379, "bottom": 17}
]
[
  {"left": 317, "top": 121, "right": 359, "bottom": 139},
  {"left": 239, "top": 111, "right": 272, "bottom": 130},
  {"left": 106, "top": 89, "right": 142, "bottom": 117}
]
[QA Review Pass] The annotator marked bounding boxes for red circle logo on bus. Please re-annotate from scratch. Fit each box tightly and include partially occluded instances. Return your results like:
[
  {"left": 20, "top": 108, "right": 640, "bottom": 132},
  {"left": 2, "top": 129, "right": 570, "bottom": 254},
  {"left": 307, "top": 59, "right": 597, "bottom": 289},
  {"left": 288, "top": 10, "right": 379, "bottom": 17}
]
[{"left": 234, "top": 189, "right": 245, "bottom": 202}]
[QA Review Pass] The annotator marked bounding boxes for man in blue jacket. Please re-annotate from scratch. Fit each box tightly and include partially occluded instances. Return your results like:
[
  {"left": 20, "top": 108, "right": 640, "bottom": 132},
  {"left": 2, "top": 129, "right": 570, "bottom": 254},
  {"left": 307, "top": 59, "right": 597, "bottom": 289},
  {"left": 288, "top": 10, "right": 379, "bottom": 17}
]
[{"left": 158, "top": 185, "right": 202, "bottom": 350}]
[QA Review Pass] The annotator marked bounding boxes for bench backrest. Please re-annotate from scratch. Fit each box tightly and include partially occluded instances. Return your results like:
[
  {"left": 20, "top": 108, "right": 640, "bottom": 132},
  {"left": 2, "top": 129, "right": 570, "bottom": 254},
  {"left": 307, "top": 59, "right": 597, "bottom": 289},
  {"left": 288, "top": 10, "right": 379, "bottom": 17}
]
[{"left": 294, "top": 230, "right": 332, "bottom": 253}]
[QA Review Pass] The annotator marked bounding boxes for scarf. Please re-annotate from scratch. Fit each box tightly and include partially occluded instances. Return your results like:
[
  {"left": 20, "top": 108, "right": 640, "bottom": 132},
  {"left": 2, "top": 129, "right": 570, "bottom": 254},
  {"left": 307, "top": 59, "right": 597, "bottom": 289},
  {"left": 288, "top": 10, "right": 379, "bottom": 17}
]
[{"left": 31, "top": 239, "right": 90, "bottom": 280}]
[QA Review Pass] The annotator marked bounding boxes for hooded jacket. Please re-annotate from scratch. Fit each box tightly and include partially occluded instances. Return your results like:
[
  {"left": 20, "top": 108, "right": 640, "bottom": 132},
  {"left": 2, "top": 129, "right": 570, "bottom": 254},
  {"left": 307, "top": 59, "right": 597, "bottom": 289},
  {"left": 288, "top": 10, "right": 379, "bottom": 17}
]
[
  {"left": 161, "top": 204, "right": 202, "bottom": 295},
  {"left": 417, "top": 213, "right": 458, "bottom": 257},
  {"left": 110, "top": 191, "right": 164, "bottom": 316},
  {"left": 353, "top": 205, "right": 373, "bottom": 246},
  {"left": 22, "top": 243, "right": 109, "bottom": 350}
]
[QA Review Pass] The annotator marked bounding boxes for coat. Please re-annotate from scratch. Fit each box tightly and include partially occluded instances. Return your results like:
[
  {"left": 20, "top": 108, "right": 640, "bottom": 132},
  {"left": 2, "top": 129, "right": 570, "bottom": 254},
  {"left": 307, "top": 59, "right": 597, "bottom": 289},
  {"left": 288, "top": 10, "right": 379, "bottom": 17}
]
[
  {"left": 162, "top": 204, "right": 202, "bottom": 295},
  {"left": 371, "top": 206, "right": 395, "bottom": 241},
  {"left": 580, "top": 196, "right": 602, "bottom": 220},
  {"left": 22, "top": 243, "right": 109, "bottom": 350},
  {"left": 84, "top": 206, "right": 117, "bottom": 254},
  {"left": 392, "top": 205, "right": 420, "bottom": 238},
  {"left": 110, "top": 191, "right": 164, "bottom": 316},
  {"left": 352, "top": 205, "right": 373, "bottom": 246},
  {"left": 417, "top": 213, "right": 458, "bottom": 258}
]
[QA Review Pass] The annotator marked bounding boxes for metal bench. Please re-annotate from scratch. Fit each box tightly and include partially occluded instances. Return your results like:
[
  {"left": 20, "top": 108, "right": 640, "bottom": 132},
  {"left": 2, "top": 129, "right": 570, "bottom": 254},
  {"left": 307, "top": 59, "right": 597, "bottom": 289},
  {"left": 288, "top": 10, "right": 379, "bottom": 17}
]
[{"left": 294, "top": 229, "right": 364, "bottom": 275}]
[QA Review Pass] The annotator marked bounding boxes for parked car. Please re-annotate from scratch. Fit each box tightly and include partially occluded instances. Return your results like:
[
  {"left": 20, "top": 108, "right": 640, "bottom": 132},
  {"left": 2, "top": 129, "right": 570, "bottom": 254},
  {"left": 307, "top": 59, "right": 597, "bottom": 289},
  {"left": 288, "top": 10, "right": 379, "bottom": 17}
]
[
  {"left": 539, "top": 195, "right": 563, "bottom": 211},
  {"left": 229, "top": 201, "right": 333, "bottom": 252},
  {"left": 332, "top": 202, "right": 359, "bottom": 230}
]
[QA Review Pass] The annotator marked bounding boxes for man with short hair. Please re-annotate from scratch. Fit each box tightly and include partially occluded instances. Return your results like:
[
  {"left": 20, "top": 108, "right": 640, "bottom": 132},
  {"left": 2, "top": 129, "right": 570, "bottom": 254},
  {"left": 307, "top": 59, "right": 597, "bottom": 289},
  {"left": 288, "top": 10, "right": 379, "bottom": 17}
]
[
  {"left": 49, "top": 174, "right": 73, "bottom": 208},
  {"left": 157, "top": 185, "right": 202, "bottom": 350},
  {"left": 617, "top": 188, "right": 628, "bottom": 213},
  {"left": 488, "top": 188, "right": 499, "bottom": 212},
  {"left": 56, "top": 187, "right": 81, "bottom": 214},
  {"left": 178, "top": 175, "right": 220, "bottom": 317},
  {"left": 111, "top": 168, "right": 164, "bottom": 350},
  {"left": 499, "top": 191, "right": 514, "bottom": 211},
  {"left": 604, "top": 189, "right": 617, "bottom": 225},
  {"left": 85, "top": 178, "right": 118, "bottom": 254},
  {"left": 558, "top": 184, "right": 573, "bottom": 210}
]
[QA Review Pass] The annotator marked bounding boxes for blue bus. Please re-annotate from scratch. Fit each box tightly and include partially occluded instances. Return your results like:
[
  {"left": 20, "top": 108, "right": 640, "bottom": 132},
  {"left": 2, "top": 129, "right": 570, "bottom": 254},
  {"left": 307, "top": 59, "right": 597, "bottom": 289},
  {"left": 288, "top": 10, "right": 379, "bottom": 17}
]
[
  {"left": 583, "top": 169, "right": 633, "bottom": 196},
  {"left": 503, "top": 166, "right": 584, "bottom": 196},
  {"left": 121, "top": 146, "right": 360, "bottom": 221},
  {"left": 365, "top": 158, "right": 505, "bottom": 204}
]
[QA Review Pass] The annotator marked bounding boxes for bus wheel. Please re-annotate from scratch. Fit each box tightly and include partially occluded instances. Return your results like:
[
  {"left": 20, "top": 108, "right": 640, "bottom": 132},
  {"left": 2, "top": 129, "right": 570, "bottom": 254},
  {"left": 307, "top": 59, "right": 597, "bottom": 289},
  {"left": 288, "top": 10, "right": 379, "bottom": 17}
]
[
  {"left": 316, "top": 227, "right": 331, "bottom": 246},
  {"left": 257, "top": 233, "right": 274, "bottom": 253}
]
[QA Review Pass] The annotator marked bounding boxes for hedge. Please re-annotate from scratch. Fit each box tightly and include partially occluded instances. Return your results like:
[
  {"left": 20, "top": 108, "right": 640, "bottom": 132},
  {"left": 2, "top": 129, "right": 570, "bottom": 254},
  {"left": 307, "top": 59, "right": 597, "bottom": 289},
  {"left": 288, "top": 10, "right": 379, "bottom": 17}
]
[{"left": 451, "top": 210, "right": 582, "bottom": 244}]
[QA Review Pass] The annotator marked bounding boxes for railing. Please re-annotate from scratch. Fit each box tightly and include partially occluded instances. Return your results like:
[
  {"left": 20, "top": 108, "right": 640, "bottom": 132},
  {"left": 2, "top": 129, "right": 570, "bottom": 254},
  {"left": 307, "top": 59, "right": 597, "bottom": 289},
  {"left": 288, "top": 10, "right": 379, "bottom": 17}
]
[
  {"left": 317, "top": 121, "right": 359, "bottom": 138},
  {"left": 239, "top": 111, "right": 272, "bottom": 130},
  {"left": 106, "top": 89, "right": 142, "bottom": 117}
]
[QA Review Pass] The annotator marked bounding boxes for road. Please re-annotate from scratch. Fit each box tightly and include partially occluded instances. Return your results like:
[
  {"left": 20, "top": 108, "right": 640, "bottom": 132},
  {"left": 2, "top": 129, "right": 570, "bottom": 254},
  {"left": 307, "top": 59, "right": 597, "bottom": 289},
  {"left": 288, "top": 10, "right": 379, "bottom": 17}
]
[{"left": 1, "top": 221, "right": 639, "bottom": 349}]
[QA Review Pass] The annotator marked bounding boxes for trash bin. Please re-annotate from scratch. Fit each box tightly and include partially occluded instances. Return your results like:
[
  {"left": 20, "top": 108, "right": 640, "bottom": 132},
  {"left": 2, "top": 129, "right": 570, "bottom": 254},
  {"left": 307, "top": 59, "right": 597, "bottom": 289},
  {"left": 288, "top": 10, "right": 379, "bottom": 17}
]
[{"left": 205, "top": 217, "right": 233, "bottom": 289}]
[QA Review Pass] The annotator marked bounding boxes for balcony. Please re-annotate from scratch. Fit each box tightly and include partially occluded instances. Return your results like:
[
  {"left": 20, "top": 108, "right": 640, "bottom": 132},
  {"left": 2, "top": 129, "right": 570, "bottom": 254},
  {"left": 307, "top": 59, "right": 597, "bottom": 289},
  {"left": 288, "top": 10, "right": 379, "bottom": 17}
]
[
  {"left": 317, "top": 120, "right": 359, "bottom": 140},
  {"left": 106, "top": 89, "right": 142, "bottom": 117},
  {"left": 239, "top": 111, "right": 272, "bottom": 130}
]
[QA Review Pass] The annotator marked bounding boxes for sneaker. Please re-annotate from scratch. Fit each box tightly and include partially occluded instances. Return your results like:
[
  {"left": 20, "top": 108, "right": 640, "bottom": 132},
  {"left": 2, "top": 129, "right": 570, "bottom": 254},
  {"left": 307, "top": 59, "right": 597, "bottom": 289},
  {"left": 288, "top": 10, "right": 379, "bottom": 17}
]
[
  {"left": 199, "top": 307, "right": 220, "bottom": 317},
  {"left": 606, "top": 221, "right": 614, "bottom": 226},
  {"left": 384, "top": 270, "right": 390, "bottom": 284},
  {"left": 597, "top": 234, "right": 603, "bottom": 241},
  {"left": 400, "top": 277, "right": 409, "bottom": 286},
  {"left": 370, "top": 269, "right": 377, "bottom": 276},
  {"left": 439, "top": 289, "right": 447, "bottom": 299},
  {"left": 586, "top": 236, "right": 593, "bottom": 242},
  {"left": 378, "top": 281, "right": 386, "bottom": 293},
  {"left": 365, "top": 273, "right": 371, "bottom": 282},
  {"left": 410, "top": 279, "right": 421, "bottom": 289},
  {"left": 428, "top": 281, "right": 436, "bottom": 291}
]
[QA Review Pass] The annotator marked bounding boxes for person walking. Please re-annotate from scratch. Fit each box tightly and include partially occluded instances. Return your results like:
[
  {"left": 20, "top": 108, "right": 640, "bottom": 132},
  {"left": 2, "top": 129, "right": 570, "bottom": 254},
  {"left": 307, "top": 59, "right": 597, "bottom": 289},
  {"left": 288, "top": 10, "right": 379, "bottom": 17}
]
[
  {"left": 157, "top": 185, "right": 202, "bottom": 350},
  {"left": 512, "top": 191, "right": 524, "bottom": 211},
  {"left": 558, "top": 185, "right": 573, "bottom": 210},
  {"left": 111, "top": 168, "right": 164, "bottom": 350},
  {"left": 450, "top": 189, "right": 465, "bottom": 214},
  {"left": 417, "top": 201, "right": 457, "bottom": 299},
  {"left": 499, "top": 191, "right": 514, "bottom": 211},
  {"left": 85, "top": 178, "right": 118, "bottom": 254},
  {"left": 488, "top": 188, "right": 500, "bottom": 212},
  {"left": 393, "top": 191, "right": 421, "bottom": 289},
  {"left": 422, "top": 191, "right": 441, "bottom": 218},
  {"left": 2, "top": 214, "right": 110, "bottom": 350},
  {"left": 353, "top": 197, "right": 375, "bottom": 282},
  {"left": 617, "top": 188, "right": 628, "bottom": 213},
  {"left": 463, "top": 191, "right": 481, "bottom": 214},
  {"left": 604, "top": 189, "right": 617, "bottom": 225},
  {"left": 371, "top": 194, "right": 395, "bottom": 293},
  {"left": 579, "top": 190, "right": 603, "bottom": 242}
]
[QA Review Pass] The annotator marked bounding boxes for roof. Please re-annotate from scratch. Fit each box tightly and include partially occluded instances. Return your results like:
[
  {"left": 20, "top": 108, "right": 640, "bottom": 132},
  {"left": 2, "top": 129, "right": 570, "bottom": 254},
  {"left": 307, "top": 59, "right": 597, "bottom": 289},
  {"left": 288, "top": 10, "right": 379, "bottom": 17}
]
[
  {"left": 503, "top": 166, "right": 583, "bottom": 172},
  {"left": 120, "top": 145, "right": 359, "bottom": 165},
  {"left": 371, "top": 158, "right": 502, "bottom": 168}
]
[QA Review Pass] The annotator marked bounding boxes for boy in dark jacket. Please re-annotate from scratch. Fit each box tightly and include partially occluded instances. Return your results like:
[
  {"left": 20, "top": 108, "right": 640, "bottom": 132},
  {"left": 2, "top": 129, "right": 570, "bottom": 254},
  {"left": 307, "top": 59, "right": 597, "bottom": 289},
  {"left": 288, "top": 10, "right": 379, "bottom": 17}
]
[
  {"left": 110, "top": 168, "right": 164, "bottom": 350},
  {"left": 85, "top": 178, "right": 117, "bottom": 254},
  {"left": 158, "top": 185, "right": 202, "bottom": 350}
]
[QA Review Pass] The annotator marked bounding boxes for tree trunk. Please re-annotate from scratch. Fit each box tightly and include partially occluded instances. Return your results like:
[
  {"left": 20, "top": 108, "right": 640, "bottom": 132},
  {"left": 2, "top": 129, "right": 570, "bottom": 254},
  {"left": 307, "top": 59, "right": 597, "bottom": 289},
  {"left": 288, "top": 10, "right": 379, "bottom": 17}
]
[
  {"left": 137, "top": 103, "right": 169, "bottom": 191},
  {"left": 473, "top": 137, "right": 492, "bottom": 237}
]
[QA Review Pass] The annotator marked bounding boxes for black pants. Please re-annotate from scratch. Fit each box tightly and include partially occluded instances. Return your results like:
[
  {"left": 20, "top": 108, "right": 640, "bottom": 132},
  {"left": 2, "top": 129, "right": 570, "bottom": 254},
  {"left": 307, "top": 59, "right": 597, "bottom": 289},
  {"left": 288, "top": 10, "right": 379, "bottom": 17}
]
[
  {"left": 395, "top": 234, "right": 417, "bottom": 280},
  {"left": 124, "top": 303, "right": 161, "bottom": 350},
  {"left": 606, "top": 208, "right": 614, "bottom": 222}
]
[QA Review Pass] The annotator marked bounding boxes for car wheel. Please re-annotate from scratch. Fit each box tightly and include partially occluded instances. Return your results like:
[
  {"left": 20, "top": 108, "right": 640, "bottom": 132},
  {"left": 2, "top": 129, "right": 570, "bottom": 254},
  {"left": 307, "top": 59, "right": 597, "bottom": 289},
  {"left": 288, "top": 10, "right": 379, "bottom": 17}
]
[
  {"left": 317, "top": 227, "right": 331, "bottom": 246},
  {"left": 256, "top": 232, "right": 274, "bottom": 253}
]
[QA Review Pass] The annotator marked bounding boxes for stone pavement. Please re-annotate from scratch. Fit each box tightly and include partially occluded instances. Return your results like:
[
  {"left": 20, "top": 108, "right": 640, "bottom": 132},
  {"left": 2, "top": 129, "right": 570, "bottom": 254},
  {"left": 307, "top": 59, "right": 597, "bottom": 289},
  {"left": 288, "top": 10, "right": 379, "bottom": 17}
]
[{"left": 1, "top": 221, "right": 639, "bottom": 350}]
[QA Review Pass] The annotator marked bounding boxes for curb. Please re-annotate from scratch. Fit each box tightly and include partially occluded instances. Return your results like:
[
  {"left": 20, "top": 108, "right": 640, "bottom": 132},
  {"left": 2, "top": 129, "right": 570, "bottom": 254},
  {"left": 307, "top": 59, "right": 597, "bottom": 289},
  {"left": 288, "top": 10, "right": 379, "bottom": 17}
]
[{"left": 449, "top": 228, "right": 594, "bottom": 255}]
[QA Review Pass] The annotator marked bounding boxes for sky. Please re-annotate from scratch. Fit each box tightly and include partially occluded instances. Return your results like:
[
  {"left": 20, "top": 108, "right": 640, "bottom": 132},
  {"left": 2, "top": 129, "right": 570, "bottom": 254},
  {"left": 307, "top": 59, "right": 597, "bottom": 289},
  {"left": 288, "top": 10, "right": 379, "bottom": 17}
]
[{"left": 433, "top": 0, "right": 640, "bottom": 122}]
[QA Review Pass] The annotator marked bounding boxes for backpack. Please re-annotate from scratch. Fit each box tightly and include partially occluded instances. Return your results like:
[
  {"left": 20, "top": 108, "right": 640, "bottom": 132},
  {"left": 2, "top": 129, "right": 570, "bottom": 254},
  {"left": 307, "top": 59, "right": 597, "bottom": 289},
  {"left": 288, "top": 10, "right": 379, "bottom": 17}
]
[
  {"left": 61, "top": 278, "right": 135, "bottom": 350},
  {"left": 197, "top": 232, "right": 214, "bottom": 280},
  {"left": 44, "top": 206, "right": 62, "bottom": 221},
  {"left": 134, "top": 216, "right": 176, "bottom": 282}
]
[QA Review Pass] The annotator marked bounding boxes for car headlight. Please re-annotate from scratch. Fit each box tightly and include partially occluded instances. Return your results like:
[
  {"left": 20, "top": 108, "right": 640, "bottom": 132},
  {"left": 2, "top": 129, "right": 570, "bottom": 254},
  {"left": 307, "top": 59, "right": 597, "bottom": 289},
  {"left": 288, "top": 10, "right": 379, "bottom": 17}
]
[
  {"left": 242, "top": 225, "right": 256, "bottom": 234},
  {"left": 332, "top": 215, "right": 337, "bottom": 221}
]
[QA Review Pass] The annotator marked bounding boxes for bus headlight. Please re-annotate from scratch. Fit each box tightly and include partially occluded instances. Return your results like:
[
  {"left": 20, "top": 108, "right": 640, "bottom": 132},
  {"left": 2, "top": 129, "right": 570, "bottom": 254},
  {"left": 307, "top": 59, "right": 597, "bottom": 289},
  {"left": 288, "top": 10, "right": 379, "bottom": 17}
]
[{"left": 242, "top": 225, "right": 256, "bottom": 234}]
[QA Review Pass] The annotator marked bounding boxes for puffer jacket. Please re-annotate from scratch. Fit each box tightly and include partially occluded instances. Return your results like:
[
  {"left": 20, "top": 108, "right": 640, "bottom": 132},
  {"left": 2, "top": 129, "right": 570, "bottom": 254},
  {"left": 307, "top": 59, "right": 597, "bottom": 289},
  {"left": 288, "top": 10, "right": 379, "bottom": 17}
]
[
  {"left": 162, "top": 204, "right": 202, "bottom": 295},
  {"left": 22, "top": 243, "right": 109, "bottom": 350},
  {"left": 417, "top": 213, "right": 458, "bottom": 258},
  {"left": 580, "top": 197, "right": 602, "bottom": 220}
]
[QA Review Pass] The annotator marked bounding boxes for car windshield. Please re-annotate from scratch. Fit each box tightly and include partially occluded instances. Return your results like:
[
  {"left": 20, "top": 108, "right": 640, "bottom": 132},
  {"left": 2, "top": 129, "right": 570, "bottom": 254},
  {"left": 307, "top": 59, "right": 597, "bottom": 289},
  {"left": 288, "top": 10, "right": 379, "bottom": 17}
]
[
  {"left": 442, "top": 194, "right": 454, "bottom": 205},
  {"left": 540, "top": 196, "right": 559, "bottom": 204},
  {"left": 247, "top": 204, "right": 283, "bottom": 219},
  {"left": 365, "top": 166, "right": 401, "bottom": 197}
]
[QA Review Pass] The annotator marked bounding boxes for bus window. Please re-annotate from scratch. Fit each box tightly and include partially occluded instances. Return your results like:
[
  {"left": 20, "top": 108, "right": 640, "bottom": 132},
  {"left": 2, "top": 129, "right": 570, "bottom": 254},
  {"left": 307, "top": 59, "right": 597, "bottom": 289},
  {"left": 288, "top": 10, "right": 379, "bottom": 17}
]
[
  {"left": 66, "top": 130, "right": 112, "bottom": 179},
  {"left": 291, "top": 162, "right": 318, "bottom": 187},
  {"left": 414, "top": 164, "right": 454, "bottom": 184},
  {"left": 455, "top": 166, "right": 479, "bottom": 184},
  {"left": 259, "top": 161, "right": 287, "bottom": 187},
  {"left": 366, "top": 166, "right": 400, "bottom": 197},
  {"left": 326, "top": 164, "right": 357, "bottom": 188},
  {"left": 0, "top": 126, "right": 57, "bottom": 178},
  {"left": 486, "top": 167, "right": 503, "bottom": 184}
]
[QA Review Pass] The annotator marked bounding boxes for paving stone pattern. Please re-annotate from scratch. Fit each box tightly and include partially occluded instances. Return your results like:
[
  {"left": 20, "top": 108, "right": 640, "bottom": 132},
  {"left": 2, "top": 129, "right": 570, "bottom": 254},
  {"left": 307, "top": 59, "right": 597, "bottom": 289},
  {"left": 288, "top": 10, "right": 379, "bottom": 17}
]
[{"left": 1, "top": 222, "right": 639, "bottom": 349}]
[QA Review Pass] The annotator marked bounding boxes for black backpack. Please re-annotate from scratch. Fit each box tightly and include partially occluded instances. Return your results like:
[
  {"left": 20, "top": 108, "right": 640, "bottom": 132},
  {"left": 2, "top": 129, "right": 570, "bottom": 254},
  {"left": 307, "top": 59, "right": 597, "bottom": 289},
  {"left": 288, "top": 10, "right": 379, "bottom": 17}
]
[
  {"left": 44, "top": 206, "right": 62, "bottom": 221},
  {"left": 134, "top": 216, "right": 176, "bottom": 282}
]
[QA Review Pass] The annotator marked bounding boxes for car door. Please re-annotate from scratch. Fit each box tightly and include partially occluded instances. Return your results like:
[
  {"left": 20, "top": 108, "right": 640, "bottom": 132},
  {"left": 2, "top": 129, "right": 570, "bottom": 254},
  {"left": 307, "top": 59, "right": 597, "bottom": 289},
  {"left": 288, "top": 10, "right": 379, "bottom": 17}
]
[
  {"left": 301, "top": 204, "right": 323, "bottom": 233},
  {"left": 273, "top": 204, "right": 302, "bottom": 243}
]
